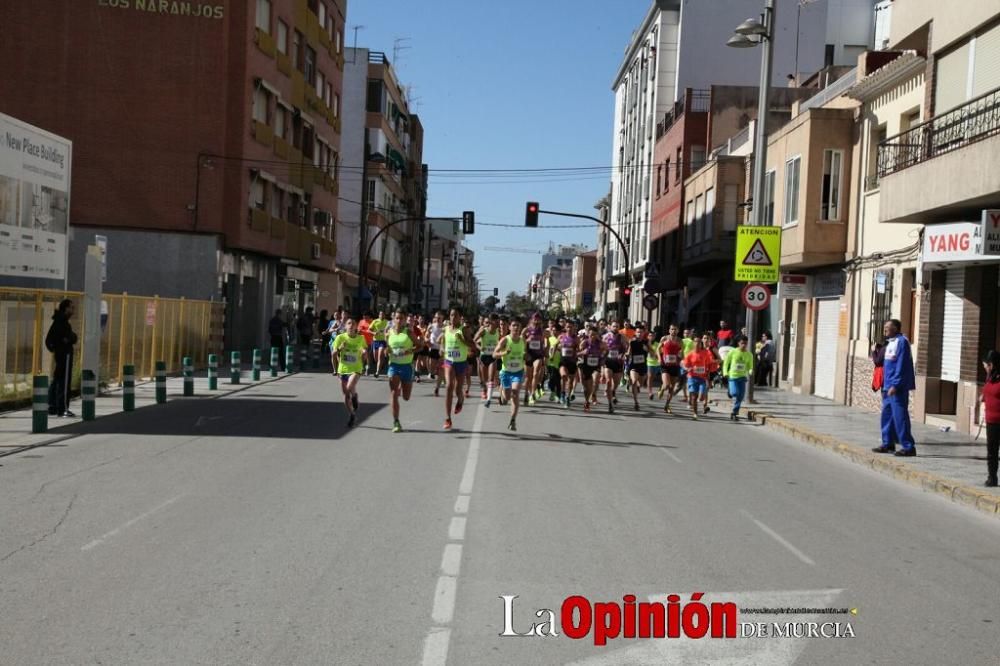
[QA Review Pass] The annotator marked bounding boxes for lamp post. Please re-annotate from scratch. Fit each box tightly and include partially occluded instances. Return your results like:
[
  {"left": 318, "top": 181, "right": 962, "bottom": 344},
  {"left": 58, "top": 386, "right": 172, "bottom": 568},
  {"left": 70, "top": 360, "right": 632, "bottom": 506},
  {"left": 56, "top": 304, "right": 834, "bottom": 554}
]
[
  {"left": 356, "top": 128, "right": 386, "bottom": 316},
  {"left": 727, "top": 0, "right": 775, "bottom": 402}
]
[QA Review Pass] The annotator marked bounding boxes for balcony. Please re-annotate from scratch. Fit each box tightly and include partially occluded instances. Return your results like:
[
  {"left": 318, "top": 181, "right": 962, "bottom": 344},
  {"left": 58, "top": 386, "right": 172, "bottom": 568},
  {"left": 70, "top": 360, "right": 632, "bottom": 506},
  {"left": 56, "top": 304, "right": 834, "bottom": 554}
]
[
  {"left": 251, "top": 120, "right": 273, "bottom": 147},
  {"left": 250, "top": 207, "right": 270, "bottom": 233},
  {"left": 878, "top": 86, "right": 1000, "bottom": 224},
  {"left": 276, "top": 52, "right": 292, "bottom": 77},
  {"left": 254, "top": 28, "right": 276, "bottom": 58},
  {"left": 655, "top": 89, "right": 709, "bottom": 139}
]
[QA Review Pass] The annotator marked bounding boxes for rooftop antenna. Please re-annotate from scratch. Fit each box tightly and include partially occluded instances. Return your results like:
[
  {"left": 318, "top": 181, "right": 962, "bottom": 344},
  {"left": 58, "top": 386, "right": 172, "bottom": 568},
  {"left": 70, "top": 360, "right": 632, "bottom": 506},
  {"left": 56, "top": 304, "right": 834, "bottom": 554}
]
[
  {"left": 392, "top": 37, "right": 412, "bottom": 67},
  {"left": 350, "top": 25, "right": 365, "bottom": 63}
]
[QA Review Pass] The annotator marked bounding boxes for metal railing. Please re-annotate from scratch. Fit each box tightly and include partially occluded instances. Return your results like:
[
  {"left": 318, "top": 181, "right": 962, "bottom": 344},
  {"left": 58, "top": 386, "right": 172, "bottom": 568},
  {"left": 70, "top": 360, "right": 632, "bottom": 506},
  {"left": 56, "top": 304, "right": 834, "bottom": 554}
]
[
  {"left": 656, "top": 89, "right": 711, "bottom": 138},
  {"left": 0, "top": 289, "right": 223, "bottom": 405},
  {"left": 878, "top": 86, "right": 1000, "bottom": 177}
]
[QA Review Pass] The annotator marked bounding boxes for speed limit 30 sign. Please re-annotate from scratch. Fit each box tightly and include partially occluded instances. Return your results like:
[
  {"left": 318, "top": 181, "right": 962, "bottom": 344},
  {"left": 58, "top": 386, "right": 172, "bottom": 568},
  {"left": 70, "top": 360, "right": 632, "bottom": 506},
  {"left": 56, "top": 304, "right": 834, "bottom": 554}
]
[{"left": 741, "top": 283, "right": 771, "bottom": 311}]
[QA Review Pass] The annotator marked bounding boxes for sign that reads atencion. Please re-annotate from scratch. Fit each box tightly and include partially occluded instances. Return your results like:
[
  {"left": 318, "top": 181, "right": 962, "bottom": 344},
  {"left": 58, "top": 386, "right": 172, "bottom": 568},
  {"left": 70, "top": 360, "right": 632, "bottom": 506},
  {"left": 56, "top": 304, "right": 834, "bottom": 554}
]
[{"left": 0, "top": 113, "right": 72, "bottom": 281}]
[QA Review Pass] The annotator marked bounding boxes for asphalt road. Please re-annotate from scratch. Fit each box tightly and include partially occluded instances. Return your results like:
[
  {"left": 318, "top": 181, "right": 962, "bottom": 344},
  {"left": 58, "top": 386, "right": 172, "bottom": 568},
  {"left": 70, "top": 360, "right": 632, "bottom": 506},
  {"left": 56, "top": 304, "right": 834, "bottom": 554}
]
[{"left": 1, "top": 372, "right": 998, "bottom": 665}]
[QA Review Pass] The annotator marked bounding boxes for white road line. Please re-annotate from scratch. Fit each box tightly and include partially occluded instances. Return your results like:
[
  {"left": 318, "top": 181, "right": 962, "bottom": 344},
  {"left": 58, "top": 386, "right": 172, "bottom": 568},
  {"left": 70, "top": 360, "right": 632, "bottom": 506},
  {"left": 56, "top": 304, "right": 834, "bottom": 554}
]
[
  {"left": 662, "top": 449, "right": 683, "bottom": 463},
  {"left": 421, "top": 404, "right": 486, "bottom": 666},
  {"left": 431, "top": 575, "right": 458, "bottom": 624},
  {"left": 741, "top": 509, "right": 816, "bottom": 566},
  {"left": 81, "top": 494, "right": 184, "bottom": 551},
  {"left": 441, "top": 543, "right": 463, "bottom": 577},
  {"left": 448, "top": 516, "right": 467, "bottom": 541}
]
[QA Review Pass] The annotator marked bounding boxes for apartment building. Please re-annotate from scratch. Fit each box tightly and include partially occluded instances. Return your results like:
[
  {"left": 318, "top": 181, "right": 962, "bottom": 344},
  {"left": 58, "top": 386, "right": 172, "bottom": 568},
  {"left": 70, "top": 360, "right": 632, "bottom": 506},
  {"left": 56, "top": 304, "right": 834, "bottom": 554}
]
[
  {"left": 1, "top": 0, "right": 348, "bottom": 353},
  {"left": 568, "top": 251, "right": 598, "bottom": 314}
]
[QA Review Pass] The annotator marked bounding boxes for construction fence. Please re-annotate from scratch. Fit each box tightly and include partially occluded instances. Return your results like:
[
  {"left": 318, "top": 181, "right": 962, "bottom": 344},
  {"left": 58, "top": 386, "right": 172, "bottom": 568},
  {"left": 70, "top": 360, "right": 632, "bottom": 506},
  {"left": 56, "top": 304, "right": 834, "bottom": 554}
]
[{"left": 0, "top": 288, "right": 224, "bottom": 404}]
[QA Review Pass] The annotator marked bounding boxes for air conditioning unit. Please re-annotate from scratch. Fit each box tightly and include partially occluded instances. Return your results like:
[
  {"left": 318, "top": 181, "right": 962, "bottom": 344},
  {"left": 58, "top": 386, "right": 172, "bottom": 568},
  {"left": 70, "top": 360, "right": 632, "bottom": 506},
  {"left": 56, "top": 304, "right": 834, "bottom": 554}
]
[
  {"left": 311, "top": 242, "right": 321, "bottom": 260},
  {"left": 313, "top": 210, "right": 331, "bottom": 226}
]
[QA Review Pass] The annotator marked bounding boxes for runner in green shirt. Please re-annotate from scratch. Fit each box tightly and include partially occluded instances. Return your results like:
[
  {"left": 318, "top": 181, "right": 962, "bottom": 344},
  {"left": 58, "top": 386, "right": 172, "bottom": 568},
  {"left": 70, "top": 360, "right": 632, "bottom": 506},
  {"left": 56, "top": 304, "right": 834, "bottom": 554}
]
[
  {"left": 369, "top": 310, "right": 389, "bottom": 378},
  {"left": 721, "top": 336, "right": 755, "bottom": 421},
  {"left": 386, "top": 310, "right": 421, "bottom": 433},
  {"left": 494, "top": 318, "right": 527, "bottom": 431},
  {"left": 474, "top": 314, "right": 501, "bottom": 407},
  {"left": 442, "top": 309, "right": 477, "bottom": 431},
  {"left": 331, "top": 318, "right": 368, "bottom": 428}
]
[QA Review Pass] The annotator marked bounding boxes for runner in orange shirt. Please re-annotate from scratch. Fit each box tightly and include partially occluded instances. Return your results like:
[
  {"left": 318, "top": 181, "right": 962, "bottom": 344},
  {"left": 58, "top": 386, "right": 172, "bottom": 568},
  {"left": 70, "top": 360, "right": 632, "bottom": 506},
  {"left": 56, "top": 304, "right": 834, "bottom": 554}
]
[
  {"left": 682, "top": 337, "right": 719, "bottom": 420},
  {"left": 357, "top": 313, "right": 374, "bottom": 375}
]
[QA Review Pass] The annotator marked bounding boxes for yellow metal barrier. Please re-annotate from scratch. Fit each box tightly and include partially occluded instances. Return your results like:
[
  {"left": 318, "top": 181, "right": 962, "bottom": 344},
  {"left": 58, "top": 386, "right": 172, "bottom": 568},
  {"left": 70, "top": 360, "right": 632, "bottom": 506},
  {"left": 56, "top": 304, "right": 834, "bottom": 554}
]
[{"left": 0, "top": 288, "right": 223, "bottom": 404}]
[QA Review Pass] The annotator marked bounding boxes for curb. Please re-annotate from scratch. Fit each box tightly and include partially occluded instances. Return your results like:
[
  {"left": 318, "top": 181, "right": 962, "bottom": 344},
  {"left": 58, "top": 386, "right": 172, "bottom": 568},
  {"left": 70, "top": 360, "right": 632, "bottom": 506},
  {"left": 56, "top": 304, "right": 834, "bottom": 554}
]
[{"left": 745, "top": 409, "right": 1000, "bottom": 520}]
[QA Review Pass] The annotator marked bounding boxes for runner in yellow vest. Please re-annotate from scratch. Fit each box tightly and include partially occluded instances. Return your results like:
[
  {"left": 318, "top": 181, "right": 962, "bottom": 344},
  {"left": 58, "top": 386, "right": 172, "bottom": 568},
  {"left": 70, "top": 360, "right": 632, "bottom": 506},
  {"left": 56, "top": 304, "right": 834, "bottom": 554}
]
[
  {"left": 331, "top": 318, "right": 368, "bottom": 428},
  {"left": 387, "top": 310, "right": 422, "bottom": 433},
  {"left": 369, "top": 310, "right": 389, "bottom": 378},
  {"left": 494, "top": 318, "right": 527, "bottom": 431},
  {"left": 442, "top": 309, "right": 477, "bottom": 431},
  {"left": 474, "top": 314, "right": 501, "bottom": 407}
]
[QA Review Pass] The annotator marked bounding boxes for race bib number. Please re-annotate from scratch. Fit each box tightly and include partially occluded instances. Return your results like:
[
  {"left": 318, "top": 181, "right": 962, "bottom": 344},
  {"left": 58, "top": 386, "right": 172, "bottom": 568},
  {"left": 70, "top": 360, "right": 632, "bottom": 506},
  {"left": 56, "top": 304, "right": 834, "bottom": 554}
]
[
  {"left": 342, "top": 353, "right": 359, "bottom": 365},
  {"left": 665, "top": 354, "right": 678, "bottom": 363},
  {"left": 587, "top": 357, "right": 599, "bottom": 367},
  {"left": 633, "top": 355, "right": 645, "bottom": 364},
  {"left": 608, "top": 350, "right": 620, "bottom": 360},
  {"left": 694, "top": 366, "right": 706, "bottom": 375},
  {"left": 506, "top": 358, "right": 523, "bottom": 372},
  {"left": 391, "top": 347, "right": 407, "bottom": 360},
  {"left": 734, "top": 362, "right": 746, "bottom": 373},
  {"left": 562, "top": 347, "right": 575, "bottom": 356},
  {"left": 529, "top": 340, "right": 542, "bottom": 350},
  {"left": 447, "top": 348, "right": 462, "bottom": 360}
]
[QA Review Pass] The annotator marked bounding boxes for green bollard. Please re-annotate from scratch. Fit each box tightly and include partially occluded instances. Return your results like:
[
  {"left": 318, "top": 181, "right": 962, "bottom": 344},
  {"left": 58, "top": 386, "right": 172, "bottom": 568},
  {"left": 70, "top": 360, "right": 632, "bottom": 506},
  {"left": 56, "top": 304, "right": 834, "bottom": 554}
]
[
  {"left": 207, "top": 354, "right": 218, "bottom": 391},
  {"left": 252, "top": 348, "right": 261, "bottom": 381},
  {"left": 230, "top": 351, "right": 241, "bottom": 384},
  {"left": 82, "top": 370, "right": 97, "bottom": 421},
  {"left": 299, "top": 345, "right": 308, "bottom": 372},
  {"left": 270, "top": 347, "right": 279, "bottom": 378},
  {"left": 155, "top": 361, "right": 167, "bottom": 404},
  {"left": 183, "top": 356, "right": 194, "bottom": 396},
  {"left": 123, "top": 365, "right": 135, "bottom": 411},
  {"left": 285, "top": 345, "right": 295, "bottom": 374},
  {"left": 32, "top": 375, "right": 48, "bottom": 433},
  {"left": 311, "top": 341, "right": 320, "bottom": 369}
]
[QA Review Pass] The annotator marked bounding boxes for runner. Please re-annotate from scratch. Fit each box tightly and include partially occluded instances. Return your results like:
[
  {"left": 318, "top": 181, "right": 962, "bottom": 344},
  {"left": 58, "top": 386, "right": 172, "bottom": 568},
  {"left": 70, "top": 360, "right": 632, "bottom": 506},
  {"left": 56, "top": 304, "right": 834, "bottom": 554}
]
[
  {"left": 645, "top": 327, "right": 662, "bottom": 400},
  {"left": 474, "top": 314, "right": 501, "bottom": 407},
  {"left": 369, "top": 310, "right": 389, "bottom": 377},
  {"left": 603, "top": 321, "right": 626, "bottom": 414},
  {"left": 627, "top": 323, "right": 651, "bottom": 411},
  {"left": 523, "top": 313, "right": 547, "bottom": 406},
  {"left": 682, "top": 337, "right": 718, "bottom": 420},
  {"left": 721, "top": 335, "right": 754, "bottom": 421},
  {"left": 578, "top": 325, "right": 604, "bottom": 412},
  {"left": 545, "top": 322, "right": 562, "bottom": 402},
  {"left": 557, "top": 321, "right": 579, "bottom": 408},
  {"left": 426, "top": 311, "right": 445, "bottom": 396},
  {"left": 331, "top": 317, "right": 368, "bottom": 428},
  {"left": 386, "top": 310, "right": 421, "bottom": 432},
  {"left": 701, "top": 332, "right": 721, "bottom": 413},
  {"left": 408, "top": 314, "right": 424, "bottom": 383},
  {"left": 494, "top": 318, "right": 527, "bottom": 431},
  {"left": 442, "top": 309, "right": 477, "bottom": 430},
  {"left": 657, "top": 325, "right": 684, "bottom": 413}
]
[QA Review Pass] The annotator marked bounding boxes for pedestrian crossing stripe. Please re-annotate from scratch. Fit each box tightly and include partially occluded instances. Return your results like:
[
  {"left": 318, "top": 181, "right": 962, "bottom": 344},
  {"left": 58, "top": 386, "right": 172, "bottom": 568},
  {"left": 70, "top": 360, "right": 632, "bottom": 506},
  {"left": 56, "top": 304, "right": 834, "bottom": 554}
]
[{"left": 742, "top": 239, "right": 773, "bottom": 266}]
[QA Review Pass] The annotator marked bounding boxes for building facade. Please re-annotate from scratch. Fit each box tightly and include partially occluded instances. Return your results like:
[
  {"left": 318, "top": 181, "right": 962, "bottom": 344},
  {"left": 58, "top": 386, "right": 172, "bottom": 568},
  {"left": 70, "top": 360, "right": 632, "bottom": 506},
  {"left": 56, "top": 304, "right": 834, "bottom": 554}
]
[{"left": 2, "top": 0, "right": 349, "bottom": 353}]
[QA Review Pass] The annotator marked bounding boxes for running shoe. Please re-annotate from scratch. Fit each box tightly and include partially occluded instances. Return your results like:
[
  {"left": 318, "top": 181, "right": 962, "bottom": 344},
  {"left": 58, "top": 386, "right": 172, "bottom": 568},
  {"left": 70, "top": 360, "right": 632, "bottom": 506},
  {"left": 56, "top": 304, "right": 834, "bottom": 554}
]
[
  {"left": 455, "top": 400, "right": 464, "bottom": 415},
  {"left": 485, "top": 397, "right": 492, "bottom": 409},
  {"left": 691, "top": 412, "right": 699, "bottom": 420},
  {"left": 612, "top": 396, "right": 618, "bottom": 405},
  {"left": 549, "top": 392, "right": 556, "bottom": 402},
  {"left": 434, "top": 387, "right": 440, "bottom": 397},
  {"left": 351, "top": 393, "right": 359, "bottom": 411},
  {"left": 528, "top": 396, "right": 536, "bottom": 406},
  {"left": 348, "top": 413, "right": 356, "bottom": 428},
  {"left": 480, "top": 390, "right": 487, "bottom": 399},
  {"left": 569, "top": 393, "right": 575, "bottom": 402},
  {"left": 508, "top": 418, "right": 517, "bottom": 432},
  {"left": 664, "top": 404, "right": 672, "bottom": 414},
  {"left": 584, "top": 401, "right": 591, "bottom": 412},
  {"left": 443, "top": 418, "right": 452, "bottom": 431},
  {"left": 392, "top": 420, "right": 402, "bottom": 433},
  {"left": 563, "top": 398, "right": 570, "bottom": 409},
  {"left": 608, "top": 402, "right": 614, "bottom": 414},
  {"left": 704, "top": 405, "right": 711, "bottom": 414},
  {"left": 648, "top": 393, "right": 654, "bottom": 401},
  {"left": 657, "top": 387, "right": 666, "bottom": 399},
  {"left": 633, "top": 402, "right": 640, "bottom": 411}
]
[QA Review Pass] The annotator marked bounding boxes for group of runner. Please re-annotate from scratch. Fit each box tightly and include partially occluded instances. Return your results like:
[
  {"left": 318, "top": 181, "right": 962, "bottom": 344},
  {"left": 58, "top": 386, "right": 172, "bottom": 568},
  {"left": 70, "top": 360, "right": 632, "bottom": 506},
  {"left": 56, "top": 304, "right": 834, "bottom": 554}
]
[{"left": 326, "top": 309, "right": 756, "bottom": 432}]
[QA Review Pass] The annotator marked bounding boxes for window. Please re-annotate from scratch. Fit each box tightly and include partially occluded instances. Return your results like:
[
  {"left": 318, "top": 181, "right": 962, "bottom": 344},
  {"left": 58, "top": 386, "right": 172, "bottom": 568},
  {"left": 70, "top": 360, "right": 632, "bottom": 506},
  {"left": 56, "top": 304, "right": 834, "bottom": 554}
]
[
  {"left": 704, "top": 187, "right": 715, "bottom": 241},
  {"left": 655, "top": 166, "right": 662, "bottom": 197},
  {"left": 250, "top": 175, "right": 265, "bottom": 210},
  {"left": 694, "top": 194, "right": 705, "bottom": 243},
  {"left": 255, "top": 0, "right": 271, "bottom": 33},
  {"left": 868, "top": 269, "right": 894, "bottom": 347},
  {"left": 664, "top": 158, "right": 670, "bottom": 192},
  {"left": 301, "top": 121, "right": 315, "bottom": 160},
  {"left": 685, "top": 199, "right": 695, "bottom": 247},
  {"left": 277, "top": 20, "right": 288, "bottom": 54},
  {"left": 866, "top": 125, "right": 886, "bottom": 189},
  {"left": 335, "top": 27, "right": 342, "bottom": 54},
  {"left": 316, "top": 70, "right": 325, "bottom": 98},
  {"left": 326, "top": 82, "right": 333, "bottom": 108},
  {"left": 763, "top": 170, "right": 775, "bottom": 226},
  {"left": 271, "top": 186, "right": 283, "bottom": 219},
  {"left": 317, "top": 1, "right": 326, "bottom": 28},
  {"left": 691, "top": 146, "right": 706, "bottom": 171},
  {"left": 332, "top": 93, "right": 339, "bottom": 118},
  {"left": 304, "top": 46, "right": 317, "bottom": 85},
  {"left": 783, "top": 157, "right": 800, "bottom": 226},
  {"left": 274, "top": 104, "right": 287, "bottom": 139},
  {"left": 293, "top": 30, "right": 303, "bottom": 71},
  {"left": 821, "top": 149, "right": 843, "bottom": 220},
  {"left": 675, "top": 148, "right": 682, "bottom": 182},
  {"left": 252, "top": 87, "right": 270, "bottom": 124},
  {"left": 287, "top": 193, "right": 301, "bottom": 225},
  {"left": 366, "top": 179, "right": 376, "bottom": 208}
]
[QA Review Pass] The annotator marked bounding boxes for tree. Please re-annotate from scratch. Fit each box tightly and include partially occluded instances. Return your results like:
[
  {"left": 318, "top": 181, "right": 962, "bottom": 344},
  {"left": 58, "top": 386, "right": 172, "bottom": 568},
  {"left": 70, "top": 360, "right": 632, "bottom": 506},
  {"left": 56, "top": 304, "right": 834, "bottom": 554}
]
[{"left": 505, "top": 291, "right": 533, "bottom": 316}]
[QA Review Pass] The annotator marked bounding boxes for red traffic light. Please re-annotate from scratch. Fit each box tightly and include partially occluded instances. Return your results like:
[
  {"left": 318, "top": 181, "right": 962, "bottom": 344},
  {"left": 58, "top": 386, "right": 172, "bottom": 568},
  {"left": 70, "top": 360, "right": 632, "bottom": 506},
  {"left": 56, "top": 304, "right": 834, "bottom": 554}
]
[
  {"left": 622, "top": 287, "right": 632, "bottom": 296},
  {"left": 527, "top": 203, "right": 538, "bottom": 212},
  {"left": 525, "top": 201, "right": 540, "bottom": 227}
]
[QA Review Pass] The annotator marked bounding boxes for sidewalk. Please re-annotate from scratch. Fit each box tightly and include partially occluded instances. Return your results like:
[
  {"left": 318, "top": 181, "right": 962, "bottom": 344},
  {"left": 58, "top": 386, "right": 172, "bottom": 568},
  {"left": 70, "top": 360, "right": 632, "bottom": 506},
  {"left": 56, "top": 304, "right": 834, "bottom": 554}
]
[
  {"left": 0, "top": 371, "right": 294, "bottom": 457},
  {"left": 742, "top": 387, "right": 1000, "bottom": 518}
]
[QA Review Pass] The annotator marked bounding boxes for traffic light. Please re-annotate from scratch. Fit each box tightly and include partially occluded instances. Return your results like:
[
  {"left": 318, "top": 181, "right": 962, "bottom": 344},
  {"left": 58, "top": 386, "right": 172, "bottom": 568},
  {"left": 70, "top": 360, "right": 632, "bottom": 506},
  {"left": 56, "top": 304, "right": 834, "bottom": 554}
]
[
  {"left": 622, "top": 286, "right": 632, "bottom": 298},
  {"left": 462, "top": 210, "right": 475, "bottom": 234},
  {"left": 493, "top": 287, "right": 499, "bottom": 297},
  {"left": 525, "top": 201, "right": 539, "bottom": 227}
]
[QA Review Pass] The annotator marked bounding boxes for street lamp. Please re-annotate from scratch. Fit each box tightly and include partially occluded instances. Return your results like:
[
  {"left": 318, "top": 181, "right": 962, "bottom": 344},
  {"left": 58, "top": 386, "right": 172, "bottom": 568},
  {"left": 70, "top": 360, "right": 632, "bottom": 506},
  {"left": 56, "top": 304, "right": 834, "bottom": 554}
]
[{"left": 728, "top": 0, "right": 775, "bottom": 401}]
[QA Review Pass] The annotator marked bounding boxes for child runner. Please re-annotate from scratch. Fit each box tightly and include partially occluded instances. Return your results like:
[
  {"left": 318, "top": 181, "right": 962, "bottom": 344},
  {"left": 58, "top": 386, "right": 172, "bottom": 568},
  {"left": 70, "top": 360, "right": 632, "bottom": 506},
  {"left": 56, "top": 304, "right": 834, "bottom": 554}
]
[
  {"left": 683, "top": 337, "right": 718, "bottom": 420},
  {"left": 331, "top": 318, "right": 368, "bottom": 428},
  {"left": 442, "top": 310, "right": 477, "bottom": 430},
  {"left": 475, "top": 314, "right": 501, "bottom": 407},
  {"left": 603, "top": 321, "right": 626, "bottom": 414},
  {"left": 387, "top": 310, "right": 421, "bottom": 433},
  {"left": 494, "top": 318, "right": 527, "bottom": 431}
]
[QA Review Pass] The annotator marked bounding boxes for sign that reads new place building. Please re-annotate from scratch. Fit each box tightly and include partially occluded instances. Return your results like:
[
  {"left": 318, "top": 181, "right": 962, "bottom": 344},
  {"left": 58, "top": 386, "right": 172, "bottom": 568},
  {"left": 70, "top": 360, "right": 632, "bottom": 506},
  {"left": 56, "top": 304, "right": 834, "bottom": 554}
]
[
  {"left": 734, "top": 225, "right": 781, "bottom": 283},
  {"left": 0, "top": 113, "right": 72, "bottom": 282}
]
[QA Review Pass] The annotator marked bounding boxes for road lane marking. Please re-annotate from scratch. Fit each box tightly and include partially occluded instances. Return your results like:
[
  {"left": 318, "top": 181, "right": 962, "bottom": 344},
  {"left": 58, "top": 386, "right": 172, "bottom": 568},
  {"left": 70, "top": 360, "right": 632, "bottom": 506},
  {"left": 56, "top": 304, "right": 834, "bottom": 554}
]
[
  {"left": 421, "top": 404, "right": 486, "bottom": 666},
  {"left": 741, "top": 509, "right": 816, "bottom": 566},
  {"left": 662, "top": 449, "right": 683, "bottom": 463},
  {"left": 81, "top": 494, "right": 184, "bottom": 551}
]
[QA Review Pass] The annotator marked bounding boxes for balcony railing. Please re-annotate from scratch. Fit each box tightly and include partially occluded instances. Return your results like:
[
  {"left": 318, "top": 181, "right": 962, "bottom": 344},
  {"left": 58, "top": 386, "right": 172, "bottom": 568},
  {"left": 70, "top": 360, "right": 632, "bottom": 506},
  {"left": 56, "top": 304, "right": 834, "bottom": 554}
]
[
  {"left": 878, "top": 86, "right": 1000, "bottom": 177},
  {"left": 655, "top": 89, "right": 710, "bottom": 138}
]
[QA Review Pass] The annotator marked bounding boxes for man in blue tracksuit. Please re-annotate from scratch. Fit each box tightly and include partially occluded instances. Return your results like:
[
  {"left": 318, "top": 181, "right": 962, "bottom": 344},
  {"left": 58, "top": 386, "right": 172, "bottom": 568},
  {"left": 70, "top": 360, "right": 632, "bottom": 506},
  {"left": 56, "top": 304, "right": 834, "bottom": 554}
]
[{"left": 873, "top": 319, "right": 917, "bottom": 456}]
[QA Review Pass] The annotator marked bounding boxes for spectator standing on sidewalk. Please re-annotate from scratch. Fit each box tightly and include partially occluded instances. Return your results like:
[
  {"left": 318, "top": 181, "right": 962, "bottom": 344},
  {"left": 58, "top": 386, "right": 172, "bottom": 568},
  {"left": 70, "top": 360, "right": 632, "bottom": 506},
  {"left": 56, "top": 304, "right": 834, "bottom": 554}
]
[
  {"left": 297, "top": 307, "right": 315, "bottom": 345},
  {"left": 45, "top": 299, "right": 78, "bottom": 417},
  {"left": 874, "top": 319, "right": 917, "bottom": 457},
  {"left": 755, "top": 332, "right": 775, "bottom": 387},
  {"left": 981, "top": 350, "right": 1000, "bottom": 487},
  {"left": 268, "top": 309, "right": 287, "bottom": 371}
]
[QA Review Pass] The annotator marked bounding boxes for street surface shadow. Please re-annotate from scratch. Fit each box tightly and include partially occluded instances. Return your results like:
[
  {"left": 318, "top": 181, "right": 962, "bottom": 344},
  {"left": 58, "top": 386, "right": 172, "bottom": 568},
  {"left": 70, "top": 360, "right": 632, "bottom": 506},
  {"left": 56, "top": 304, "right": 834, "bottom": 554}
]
[
  {"left": 465, "top": 430, "right": 681, "bottom": 450},
  {"left": 49, "top": 399, "right": 385, "bottom": 440}
]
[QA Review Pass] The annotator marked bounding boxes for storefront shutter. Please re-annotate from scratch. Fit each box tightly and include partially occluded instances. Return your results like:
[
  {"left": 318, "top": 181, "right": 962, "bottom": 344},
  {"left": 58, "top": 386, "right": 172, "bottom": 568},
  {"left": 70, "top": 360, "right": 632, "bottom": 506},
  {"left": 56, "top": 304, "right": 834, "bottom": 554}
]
[
  {"left": 813, "top": 298, "right": 839, "bottom": 400},
  {"left": 941, "top": 269, "right": 965, "bottom": 382}
]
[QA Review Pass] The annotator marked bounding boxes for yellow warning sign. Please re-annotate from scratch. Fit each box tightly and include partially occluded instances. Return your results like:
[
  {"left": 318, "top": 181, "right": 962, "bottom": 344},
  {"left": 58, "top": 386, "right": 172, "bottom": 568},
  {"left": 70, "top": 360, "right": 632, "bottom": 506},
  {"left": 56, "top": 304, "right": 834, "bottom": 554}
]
[{"left": 734, "top": 225, "right": 781, "bottom": 283}]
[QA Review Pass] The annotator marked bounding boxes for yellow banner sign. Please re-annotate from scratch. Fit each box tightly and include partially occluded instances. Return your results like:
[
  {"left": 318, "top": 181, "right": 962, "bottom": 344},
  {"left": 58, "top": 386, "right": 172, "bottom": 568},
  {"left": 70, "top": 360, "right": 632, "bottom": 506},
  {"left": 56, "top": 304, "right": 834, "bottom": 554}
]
[{"left": 734, "top": 225, "right": 781, "bottom": 283}]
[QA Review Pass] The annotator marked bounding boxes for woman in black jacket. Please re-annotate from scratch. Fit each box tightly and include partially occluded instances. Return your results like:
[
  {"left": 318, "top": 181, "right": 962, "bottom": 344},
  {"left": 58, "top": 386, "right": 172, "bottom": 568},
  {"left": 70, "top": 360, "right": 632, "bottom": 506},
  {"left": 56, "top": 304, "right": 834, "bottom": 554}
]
[{"left": 45, "top": 299, "right": 77, "bottom": 417}]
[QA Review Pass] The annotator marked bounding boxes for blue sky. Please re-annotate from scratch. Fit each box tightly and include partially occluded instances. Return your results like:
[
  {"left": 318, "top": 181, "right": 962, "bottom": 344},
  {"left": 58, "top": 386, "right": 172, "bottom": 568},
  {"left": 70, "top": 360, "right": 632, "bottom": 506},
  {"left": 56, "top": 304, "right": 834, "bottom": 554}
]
[{"left": 347, "top": 0, "right": 649, "bottom": 298}]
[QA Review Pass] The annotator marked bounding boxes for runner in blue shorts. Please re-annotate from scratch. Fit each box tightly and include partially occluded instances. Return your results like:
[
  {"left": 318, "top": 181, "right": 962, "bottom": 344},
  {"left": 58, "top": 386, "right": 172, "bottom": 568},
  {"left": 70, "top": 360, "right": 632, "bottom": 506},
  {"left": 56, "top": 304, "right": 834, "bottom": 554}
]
[{"left": 494, "top": 318, "right": 527, "bottom": 432}]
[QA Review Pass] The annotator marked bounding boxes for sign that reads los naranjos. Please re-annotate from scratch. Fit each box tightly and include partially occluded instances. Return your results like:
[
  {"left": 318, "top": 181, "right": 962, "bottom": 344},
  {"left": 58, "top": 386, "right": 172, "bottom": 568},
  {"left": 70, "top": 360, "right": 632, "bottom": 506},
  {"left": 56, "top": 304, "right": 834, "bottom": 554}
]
[{"left": 97, "top": 0, "right": 225, "bottom": 19}]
